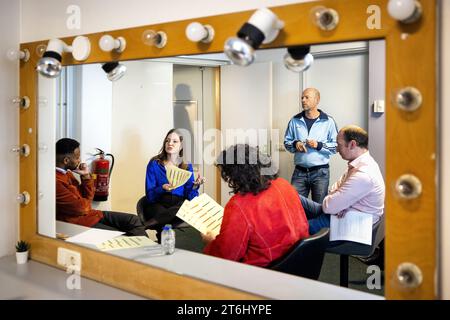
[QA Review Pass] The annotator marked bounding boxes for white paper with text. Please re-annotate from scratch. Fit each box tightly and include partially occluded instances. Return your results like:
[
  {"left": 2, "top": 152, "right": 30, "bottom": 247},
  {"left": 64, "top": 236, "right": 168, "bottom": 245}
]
[
  {"left": 330, "top": 210, "right": 373, "bottom": 245},
  {"left": 176, "top": 193, "right": 224, "bottom": 237}
]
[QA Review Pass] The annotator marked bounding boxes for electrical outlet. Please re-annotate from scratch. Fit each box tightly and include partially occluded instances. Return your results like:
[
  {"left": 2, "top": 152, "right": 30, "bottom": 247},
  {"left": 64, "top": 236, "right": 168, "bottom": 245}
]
[
  {"left": 373, "top": 100, "right": 385, "bottom": 113},
  {"left": 57, "top": 248, "right": 82, "bottom": 272}
]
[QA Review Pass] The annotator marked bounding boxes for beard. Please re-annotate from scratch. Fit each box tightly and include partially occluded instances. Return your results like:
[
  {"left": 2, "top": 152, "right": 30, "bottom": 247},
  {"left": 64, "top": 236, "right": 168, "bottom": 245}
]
[{"left": 66, "top": 162, "right": 79, "bottom": 171}]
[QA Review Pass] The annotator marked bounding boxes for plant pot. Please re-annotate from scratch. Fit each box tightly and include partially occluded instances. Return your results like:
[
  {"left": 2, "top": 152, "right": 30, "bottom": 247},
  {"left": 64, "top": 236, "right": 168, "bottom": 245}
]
[{"left": 16, "top": 251, "right": 29, "bottom": 264}]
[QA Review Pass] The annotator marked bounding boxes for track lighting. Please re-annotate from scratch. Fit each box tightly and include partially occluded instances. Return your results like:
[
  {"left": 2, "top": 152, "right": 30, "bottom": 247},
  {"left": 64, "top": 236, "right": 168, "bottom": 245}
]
[
  {"left": 36, "top": 36, "right": 91, "bottom": 78},
  {"left": 6, "top": 49, "right": 30, "bottom": 62},
  {"left": 224, "top": 8, "right": 284, "bottom": 66},
  {"left": 141, "top": 29, "right": 167, "bottom": 48},
  {"left": 99, "top": 35, "right": 127, "bottom": 53},
  {"left": 387, "top": 0, "right": 422, "bottom": 23},
  {"left": 102, "top": 62, "right": 126, "bottom": 81},
  {"left": 185, "top": 22, "right": 214, "bottom": 43},
  {"left": 284, "top": 46, "right": 314, "bottom": 73}
]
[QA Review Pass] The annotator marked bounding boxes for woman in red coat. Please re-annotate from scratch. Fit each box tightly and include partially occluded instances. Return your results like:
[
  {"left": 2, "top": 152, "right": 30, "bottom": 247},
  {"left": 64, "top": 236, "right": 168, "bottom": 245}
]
[{"left": 203, "top": 144, "right": 309, "bottom": 267}]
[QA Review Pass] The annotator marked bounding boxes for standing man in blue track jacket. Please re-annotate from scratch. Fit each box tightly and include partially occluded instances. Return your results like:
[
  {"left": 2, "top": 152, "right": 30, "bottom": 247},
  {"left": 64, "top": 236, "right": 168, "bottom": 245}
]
[{"left": 284, "top": 88, "right": 338, "bottom": 203}]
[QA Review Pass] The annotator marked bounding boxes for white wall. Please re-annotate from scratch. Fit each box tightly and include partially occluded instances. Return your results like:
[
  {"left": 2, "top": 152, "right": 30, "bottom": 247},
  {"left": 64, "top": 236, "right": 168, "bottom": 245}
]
[
  {"left": 37, "top": 74, "right": 57, "bottom": 237},
  {"left": 220, "top": 62, "right": 272, "bottom": 205},
  {"left": 305, "top": 50, "right": 369, "bottom": 188},
  {"left": 79, "top": 64, "right": 113, "bottom": 211},
  {"left": 15, "top": 0, "right": 450, "bottom": 298},
  {"left": 20, "top": 0, "right": 307, "bottom": 43},
  {"left": 0, "top": 0, "right": 19, "bottom": 257},
  {"left": 111, "top": 61, "right": 173, "bottom": 213}
]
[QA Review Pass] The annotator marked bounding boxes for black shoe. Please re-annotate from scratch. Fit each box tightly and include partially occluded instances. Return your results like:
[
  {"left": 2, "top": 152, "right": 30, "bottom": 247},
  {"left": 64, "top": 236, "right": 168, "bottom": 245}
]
[{"left": 353, "top": 248, "right": 380, "bottom": 264}]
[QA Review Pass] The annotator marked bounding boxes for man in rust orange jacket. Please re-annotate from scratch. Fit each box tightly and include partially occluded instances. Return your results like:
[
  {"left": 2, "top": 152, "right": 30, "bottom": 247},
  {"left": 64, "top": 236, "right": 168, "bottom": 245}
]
[{"left": 56, "top": 138, "right": 147, "bottom": 236}]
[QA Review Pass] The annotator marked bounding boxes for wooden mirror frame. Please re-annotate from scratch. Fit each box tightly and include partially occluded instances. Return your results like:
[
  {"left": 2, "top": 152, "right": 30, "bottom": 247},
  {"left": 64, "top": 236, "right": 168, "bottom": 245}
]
[{"left": 19, "top": 0, "right": 437, "bottom": 299}]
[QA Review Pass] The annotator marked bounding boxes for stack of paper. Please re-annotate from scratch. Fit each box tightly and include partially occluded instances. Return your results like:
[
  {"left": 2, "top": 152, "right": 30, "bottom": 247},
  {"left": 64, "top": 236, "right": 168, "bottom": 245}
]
[
  {"left": 176, "top": 193, "right": 224, "bottom": 237},
  {"left": 166, "top": 165, "right": 192, "bottom": 189},
  {"left": 96, "top": 236, "right": 158, "bottom": 251},
  {"left": 66, "top": 229, "right": 124, "bottom": 245}
]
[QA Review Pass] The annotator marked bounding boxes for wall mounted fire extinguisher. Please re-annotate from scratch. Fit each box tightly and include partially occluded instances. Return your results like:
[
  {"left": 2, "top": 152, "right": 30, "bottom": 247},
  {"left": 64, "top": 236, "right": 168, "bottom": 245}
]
[{"left": 92, "top": 148, "right": 115, "bottom": 201}]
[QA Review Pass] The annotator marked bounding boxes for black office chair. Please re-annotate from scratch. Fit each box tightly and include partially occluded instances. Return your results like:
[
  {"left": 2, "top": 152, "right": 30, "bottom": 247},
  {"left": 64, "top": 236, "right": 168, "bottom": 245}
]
[
  {"left": 268, "top": 228, "right": 330, "bottom": 280},
  {"left": 136, "top": 196, "right": 189, "bottom": 229},
  {"left": 325, "top": 216, "right": 385, "bottom": 287}
]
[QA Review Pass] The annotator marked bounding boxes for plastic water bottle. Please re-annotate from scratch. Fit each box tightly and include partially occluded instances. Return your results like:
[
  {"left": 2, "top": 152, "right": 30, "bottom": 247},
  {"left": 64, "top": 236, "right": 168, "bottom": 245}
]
[{"left": 161, "top": 224, "right": 175, "bottom": 255}]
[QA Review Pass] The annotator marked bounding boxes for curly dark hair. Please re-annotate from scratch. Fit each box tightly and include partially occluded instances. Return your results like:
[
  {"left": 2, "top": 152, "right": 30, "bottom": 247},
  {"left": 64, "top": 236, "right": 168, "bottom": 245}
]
[{"left": 216, "top": 144, "right": 278, "bottom": 195}]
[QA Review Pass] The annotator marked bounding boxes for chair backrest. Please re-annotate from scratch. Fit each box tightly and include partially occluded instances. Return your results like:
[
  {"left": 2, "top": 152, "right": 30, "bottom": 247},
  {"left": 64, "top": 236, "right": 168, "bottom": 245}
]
[
  {"left": 269, "top": 228, "right": 330, "bottom": 280},
  {"left": 136, "top": 196, "right": 147, "bottom": 224}
]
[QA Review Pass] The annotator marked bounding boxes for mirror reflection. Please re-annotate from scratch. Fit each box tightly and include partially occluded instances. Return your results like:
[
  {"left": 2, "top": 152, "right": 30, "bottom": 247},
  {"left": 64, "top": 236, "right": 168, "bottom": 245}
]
[{"left": 38, "top": 40, "right": 385, "bottom": 295}]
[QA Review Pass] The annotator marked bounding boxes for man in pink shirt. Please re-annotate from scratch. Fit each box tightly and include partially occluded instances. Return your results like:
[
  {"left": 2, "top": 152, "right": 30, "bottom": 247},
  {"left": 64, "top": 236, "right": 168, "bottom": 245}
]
[{"left": 300, "top": 125, "right": 385, "bottom": 235}]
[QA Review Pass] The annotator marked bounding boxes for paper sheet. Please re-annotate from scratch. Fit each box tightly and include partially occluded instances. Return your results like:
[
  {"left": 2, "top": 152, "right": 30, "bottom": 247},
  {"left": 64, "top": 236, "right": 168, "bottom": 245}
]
[
  {"left": 65, "top": 228, "right": 124, "bottom": 245},
  {"left": 330, "top": 210, "right": 373, "bottom": 245},
  {"left": 96, "top": 236, "right": 158, "bottom": 251},
  {"left": 176, "top": 193, "right": 224, "bottom": 237},
  {"left": 166, "top": 165, "right": 192, "bottom": 189}
]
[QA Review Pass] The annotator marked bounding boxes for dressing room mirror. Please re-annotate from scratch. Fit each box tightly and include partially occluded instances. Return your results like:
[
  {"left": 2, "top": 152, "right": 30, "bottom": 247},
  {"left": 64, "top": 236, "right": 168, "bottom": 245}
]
[
  {"left": 37, "top": 40, "right": 385, "bottom": 295},
  {"left": 21, "top": 0, "right": 438, "bottom": 299}
]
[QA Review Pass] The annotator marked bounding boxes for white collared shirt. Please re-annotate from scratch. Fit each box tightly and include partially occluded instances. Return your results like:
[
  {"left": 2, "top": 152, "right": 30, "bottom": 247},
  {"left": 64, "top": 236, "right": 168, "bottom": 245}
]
[
  {"left": 55, "top": 167, "right": 67, "bottom": 174},
  {"left": 322, "top": 151, "right": 385, "bottom": 223}
]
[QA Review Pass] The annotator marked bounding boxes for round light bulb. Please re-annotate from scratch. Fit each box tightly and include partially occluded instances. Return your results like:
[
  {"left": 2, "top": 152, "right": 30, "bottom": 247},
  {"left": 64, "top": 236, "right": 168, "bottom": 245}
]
[
  {"left": 6, "top": 49, "right": 20, "bottom": 61},
  {"left": 99, "top": 35, "right": 116, "bottom": 52},
  {"left": 283, "top": 52, "right": 314, "bottom": 73},
  {"left": 36, "top": 44, "right": 47, "bottom": 57},
  {"left": 6, "top": 49, "right": 29, "bottom": 61},
  {"left": 142, "top": 30, "right": 159, "bottom": 46},
  {"left": 387, "top": 0, "right": 416, "bottom": 21},
  {"left": 141, "top": 30, "right": 167, "bottom": 48},
  {"left": 186, "top": 22, "right": 208, "bottom": 42}
]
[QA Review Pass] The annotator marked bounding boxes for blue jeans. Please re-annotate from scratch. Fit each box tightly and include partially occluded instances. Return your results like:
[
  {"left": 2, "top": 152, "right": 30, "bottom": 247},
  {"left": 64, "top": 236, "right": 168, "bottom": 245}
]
[
  {"left": 291, "top": 167, "right": 330, "bottom": 203},
  {"left": 299, "top": 195, "right": 331, "bottom": 235}
]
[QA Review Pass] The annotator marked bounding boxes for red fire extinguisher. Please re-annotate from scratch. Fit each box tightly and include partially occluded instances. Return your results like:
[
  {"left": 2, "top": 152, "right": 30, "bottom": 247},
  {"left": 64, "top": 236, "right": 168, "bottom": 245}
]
[{"left": 92, "top": 148, "right": 115, "bottom": 201}]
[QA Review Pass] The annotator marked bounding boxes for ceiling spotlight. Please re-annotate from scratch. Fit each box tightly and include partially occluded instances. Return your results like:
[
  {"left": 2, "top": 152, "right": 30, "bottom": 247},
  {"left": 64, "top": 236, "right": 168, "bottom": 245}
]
[
  {"left": 99, "top": 35, "right": 127, "bottom": 53},
  {"left": 6, "top": 49, "right": 30, "bottom": 62},
  {"left": 284, "top": 46, "right": 314, "bottom": 73},
  {"left": 36, "top": 36, "right": 91, "bottom": 78},
  {"left": 141, "top": 29, "right": 167, "bottom": 48},
  {"left": 387, "top": 0, "right": 422, "bottom": 23},
  {"left": 310, "top": 6, "right": 339, "bottom": 31},
  {"left": 102, "top": 62, "right": 126, "bottom": 81},
  {"left": 185, "top": 22, "right": 214, "bottom": 43},
  {"left": 283, "top": 46, "right": 314, "bottom": 72},
  {"left": 224, "top": 8, "right": 284, "bottom": 66}
]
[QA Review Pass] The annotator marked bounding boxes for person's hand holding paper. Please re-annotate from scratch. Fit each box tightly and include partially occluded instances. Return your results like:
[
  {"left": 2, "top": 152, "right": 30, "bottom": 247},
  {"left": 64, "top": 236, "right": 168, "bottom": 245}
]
[{"left": 165, "top": 165, "right": 192, "bottom": 189}]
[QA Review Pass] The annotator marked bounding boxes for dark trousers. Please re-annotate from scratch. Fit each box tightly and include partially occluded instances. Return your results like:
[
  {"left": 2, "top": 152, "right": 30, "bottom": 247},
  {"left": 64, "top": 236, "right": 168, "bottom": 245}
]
[
  {"left": 92, "top": 211, "right": 147, "bottom": 236},
  {"left": 143, "top": 194, "right": 185, "bottom": 229},
  {"left": 299, "top": 195, "right": 331, "bottom": 235},
  {"left": 291, "top": 166, "right": 330, "bottom": 203}
]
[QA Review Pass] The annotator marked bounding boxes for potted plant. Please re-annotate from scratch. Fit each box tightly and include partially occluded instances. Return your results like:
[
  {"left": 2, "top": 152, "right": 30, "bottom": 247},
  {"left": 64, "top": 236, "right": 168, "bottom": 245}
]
[{"left": 15, "top": 240, "right": 30, "bottom": 264}]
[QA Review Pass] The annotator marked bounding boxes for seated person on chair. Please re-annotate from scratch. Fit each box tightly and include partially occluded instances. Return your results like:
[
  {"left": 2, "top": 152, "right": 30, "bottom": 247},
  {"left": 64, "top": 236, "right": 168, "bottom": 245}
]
[
  {"left": 56, "top": 138, "right": 147, "bottom": 236},
  {"left": 143, "top": 128, "right": 205, "bottom": 231},
  {"left": 202, "top": 144, "right": 309, "bottom": 267},
  {"left": 299, "top": 125, "right": 385, "bottom": 235}
]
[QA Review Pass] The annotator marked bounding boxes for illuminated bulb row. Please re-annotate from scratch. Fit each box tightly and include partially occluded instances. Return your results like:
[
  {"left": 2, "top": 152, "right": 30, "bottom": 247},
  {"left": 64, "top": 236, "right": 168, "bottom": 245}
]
[{"left": 30, "top": 0, "right": 422, "bottom": 80}]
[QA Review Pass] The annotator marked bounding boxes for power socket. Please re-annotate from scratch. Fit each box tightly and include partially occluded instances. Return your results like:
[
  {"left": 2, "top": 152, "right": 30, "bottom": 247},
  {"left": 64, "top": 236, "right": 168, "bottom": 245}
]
[
  {"left": 373, "top": 100, "right": 385, "bottom": 113},
  {"left": 57, "top": 248, "right": 82, "bottom": 272}
]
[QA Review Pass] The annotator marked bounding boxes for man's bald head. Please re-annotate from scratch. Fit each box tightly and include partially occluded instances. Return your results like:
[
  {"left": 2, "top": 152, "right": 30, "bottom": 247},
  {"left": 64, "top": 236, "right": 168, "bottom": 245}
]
[{"left": 301, "top": 88, "right": 320, "bottom": 111}]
